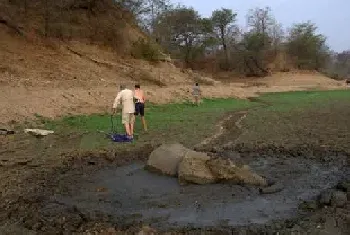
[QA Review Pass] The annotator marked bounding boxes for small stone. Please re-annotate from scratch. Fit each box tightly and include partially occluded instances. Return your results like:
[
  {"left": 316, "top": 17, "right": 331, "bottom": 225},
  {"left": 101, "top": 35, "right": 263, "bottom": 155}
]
[
  {"left": 96, "top": 187, "right": 108, "bottom": 193},
  {"left": 337, "top": 180, "right": 350, "bottom": 192},
  {"left": 331, "top": 191, "right": 347, "bottom": 208},
  {"left": 137, "top": 226, "right": 157, "bottom": 235},
  {"left": 299, "top": 200, "right": 318, "bottom": 211},
  {"left": 319, "top": 190, "right": 334, "bottom": 205},
  {"left": 346, "top": 214, "right": 350, "bottom": 225}
]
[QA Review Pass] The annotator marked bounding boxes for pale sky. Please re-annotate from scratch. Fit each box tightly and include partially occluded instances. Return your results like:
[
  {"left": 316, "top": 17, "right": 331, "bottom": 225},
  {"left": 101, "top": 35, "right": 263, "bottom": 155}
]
[{"left": 175, "top": 0, "right": 350, "bottom": 52}]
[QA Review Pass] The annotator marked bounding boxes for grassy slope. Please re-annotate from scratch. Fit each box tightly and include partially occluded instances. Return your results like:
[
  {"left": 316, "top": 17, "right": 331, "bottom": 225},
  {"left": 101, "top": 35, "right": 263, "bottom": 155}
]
[{"left": 40, "top": 90, "right": 350, "bottom": 152}]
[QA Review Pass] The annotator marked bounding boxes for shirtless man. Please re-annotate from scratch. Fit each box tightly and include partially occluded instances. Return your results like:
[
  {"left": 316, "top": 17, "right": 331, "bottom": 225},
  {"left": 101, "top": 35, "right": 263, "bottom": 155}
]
[
  {"left": 112, "top": 84, "right": 135, "bottom": 139},
  {"left": 134, "top": 84, "right": 148, "bottom": 131}
]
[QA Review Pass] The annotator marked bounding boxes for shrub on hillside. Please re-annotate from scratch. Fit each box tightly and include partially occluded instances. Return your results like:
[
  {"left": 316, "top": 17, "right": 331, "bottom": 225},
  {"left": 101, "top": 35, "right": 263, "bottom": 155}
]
[{"left": 131, "top": 39, "right": 163, "bottom": 62}]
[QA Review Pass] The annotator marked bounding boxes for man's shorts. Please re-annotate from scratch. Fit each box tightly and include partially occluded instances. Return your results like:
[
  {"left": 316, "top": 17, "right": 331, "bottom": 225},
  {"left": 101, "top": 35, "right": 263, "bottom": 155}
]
[
  {"left": 122, "top": 113, "right": 135, "bottom": 124},
  {"left": 134, "top": 102, "right": 145, "bottom": 116}
]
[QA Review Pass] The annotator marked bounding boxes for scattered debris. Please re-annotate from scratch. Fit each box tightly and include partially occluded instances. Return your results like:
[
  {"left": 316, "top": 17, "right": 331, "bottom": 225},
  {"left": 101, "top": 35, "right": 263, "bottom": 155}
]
[
  {"left": 0, "top": 128, "right": 15, "bottom": 135},
  {"left": 24, "top": 129, "right": 54, "bottom": 136},
  {"left": 259, "top": 182, "right": 285, "bottom": 194}
]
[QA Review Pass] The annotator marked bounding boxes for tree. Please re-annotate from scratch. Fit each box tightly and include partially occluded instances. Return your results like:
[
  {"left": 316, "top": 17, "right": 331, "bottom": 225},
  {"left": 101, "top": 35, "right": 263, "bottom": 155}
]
[
  {"left": 234, "top": 7, "right": 278, "bottom": 76},
  {"left": 246, "top": 7, "right": 278, "bottom": 49},
  {"left": 211, "top": 8, "right": 236, "bottom": 69},
  {"left": 153, "top": 6, "right": 212, "bottom": 66},
  {"left": 247, "top": 7, "right": 274, "bottom": 35},
  {"left": 324, "top": 50, "right": 350, "bottom": 79},
  {"left": 116, "top": 0, "right": 172, "bottom": 32},
  {"left": 287, "top": 21, "right": 329, "bottom": 70},
  {"left": 269, "top": 19, "right": 284, "bottom": 55}
]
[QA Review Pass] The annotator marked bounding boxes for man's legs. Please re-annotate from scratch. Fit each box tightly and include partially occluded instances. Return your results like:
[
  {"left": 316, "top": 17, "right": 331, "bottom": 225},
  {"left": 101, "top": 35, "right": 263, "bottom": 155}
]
[
  {"left": 122, "top": 113, "right": 131, "bottom": 136},
  {"left": 129, "top": 113, "right": 135, "bottom": 137},
  {"left": 141, "top": 116, "right": 148, "bottom": 131},
  {"left": 140, "top": 103, "right": 147, "bottom": 131},
  {"left": 194, "top": 95, "right": 199, "bottom": 106}
]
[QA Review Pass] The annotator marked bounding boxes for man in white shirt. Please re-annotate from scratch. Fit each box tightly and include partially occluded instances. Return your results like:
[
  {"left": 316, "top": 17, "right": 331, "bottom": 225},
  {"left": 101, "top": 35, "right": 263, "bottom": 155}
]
[{"left": 112, "top": 84, "right": 135, "bottom": 139}]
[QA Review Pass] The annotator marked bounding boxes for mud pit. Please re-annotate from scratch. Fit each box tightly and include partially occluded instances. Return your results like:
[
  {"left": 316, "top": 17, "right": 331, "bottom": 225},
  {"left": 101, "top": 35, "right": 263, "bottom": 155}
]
[{"left": 53, "top": 153, "right": 349, "bottom": 232}]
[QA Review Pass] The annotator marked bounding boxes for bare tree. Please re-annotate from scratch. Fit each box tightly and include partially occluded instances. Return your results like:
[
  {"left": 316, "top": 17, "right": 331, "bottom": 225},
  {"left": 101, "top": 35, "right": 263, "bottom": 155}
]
[
  {"left": 211, "top": 8, "right": 237, "bottom": 69},
  {"left": 269, "top": 19, "right": 284, "bottom": 56},
  {"left": 247, "top": 7, "right": 274, "bottom": 34}
]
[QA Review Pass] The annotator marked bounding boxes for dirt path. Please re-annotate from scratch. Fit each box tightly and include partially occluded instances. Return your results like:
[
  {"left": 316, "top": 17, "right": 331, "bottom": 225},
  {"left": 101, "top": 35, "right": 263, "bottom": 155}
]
[{"left": 194, "top": 111, "right": 248, "bottom": 151}]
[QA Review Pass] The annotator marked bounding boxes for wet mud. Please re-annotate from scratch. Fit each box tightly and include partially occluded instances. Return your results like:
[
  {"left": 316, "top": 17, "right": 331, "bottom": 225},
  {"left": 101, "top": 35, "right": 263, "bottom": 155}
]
[
  {"left": 2, "top": 103, "right": 350, "bottom": 234},
  {"left": 52, "top": 152, "right": 349, "bottom": 233}
]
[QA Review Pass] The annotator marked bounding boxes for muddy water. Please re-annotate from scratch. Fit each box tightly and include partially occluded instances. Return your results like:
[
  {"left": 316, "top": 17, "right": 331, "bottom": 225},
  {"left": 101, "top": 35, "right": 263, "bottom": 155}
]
[{"left": 55, "top": 156, "right": 347, "bottom": 230}]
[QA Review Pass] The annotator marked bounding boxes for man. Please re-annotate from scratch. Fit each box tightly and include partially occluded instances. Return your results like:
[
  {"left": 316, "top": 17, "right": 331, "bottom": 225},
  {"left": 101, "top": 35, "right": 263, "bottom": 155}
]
[
  {"left": 192, "top": 82, "right": 201, "bottom": 106},
  {"left": 134, "top": 84, "right": 148, "bottom": 131},
  {"left": 112, "top": 84, "right": 135, "bottom": 139}
]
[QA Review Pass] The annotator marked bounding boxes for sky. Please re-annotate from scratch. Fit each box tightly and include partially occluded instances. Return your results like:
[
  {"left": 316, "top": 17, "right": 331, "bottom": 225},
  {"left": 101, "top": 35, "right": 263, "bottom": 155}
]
[{"left": 175, "top": 0, "right": 350, "bottom": 52}]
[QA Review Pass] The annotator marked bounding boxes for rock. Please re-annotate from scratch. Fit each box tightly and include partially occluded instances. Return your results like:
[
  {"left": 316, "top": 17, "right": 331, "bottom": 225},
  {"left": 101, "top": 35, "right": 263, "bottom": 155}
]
[
  {"left": 178, "top": 150, "right": 216, "bottom": 185},
  {"left": 137, "top": 226, "right": 157, "bottom": 235},
  {"left": 146, "top": 143, "right": 189, "bottom": 176},
  {"left": 259, "top": 182, "right": 284, "bottom": 194},
  {"left": 346, "top": 214, "right": 350, "bottom": 225},
  {"left": 318, "top": 190, "right": 334, "bottom": 205},
  {"left": 336, "top": 180, "right": 350, "bottom": 192},
  {"left": 299, "top": 200, "right": 318, "bottom": 211},
  {"left": 206, "top": 158, "right": 268, "bottom": 187},
  {"left": 331, "top": 191, "right": 347, "bottom": 208}
]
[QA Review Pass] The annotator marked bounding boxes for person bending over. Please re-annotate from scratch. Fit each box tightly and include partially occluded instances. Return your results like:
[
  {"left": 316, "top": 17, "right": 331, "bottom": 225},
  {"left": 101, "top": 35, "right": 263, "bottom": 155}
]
[{"left": 112, "top": 84, "right": 135, "bottom": 139}]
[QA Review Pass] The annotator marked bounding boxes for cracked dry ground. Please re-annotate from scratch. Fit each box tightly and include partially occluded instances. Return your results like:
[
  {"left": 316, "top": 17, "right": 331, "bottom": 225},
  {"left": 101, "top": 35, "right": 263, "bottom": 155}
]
[{"left": 1, "top": 97, "right": 350, "bottom": 234}]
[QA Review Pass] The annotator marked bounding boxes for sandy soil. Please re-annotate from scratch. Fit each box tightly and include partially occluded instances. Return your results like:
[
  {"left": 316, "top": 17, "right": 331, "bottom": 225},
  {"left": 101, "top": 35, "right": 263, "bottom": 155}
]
[
  {"left": 1, "top": 72, "right": 346, "bottom": 125},
  {"left": 0, "top": 25, "right": 346, "bottom": 125}
]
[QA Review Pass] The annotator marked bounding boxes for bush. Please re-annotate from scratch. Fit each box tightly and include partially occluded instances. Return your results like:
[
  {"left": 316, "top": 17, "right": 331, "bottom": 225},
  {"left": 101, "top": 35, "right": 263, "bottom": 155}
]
[{"left": 131, "top": 39, "right": 163, "bottom": 62}]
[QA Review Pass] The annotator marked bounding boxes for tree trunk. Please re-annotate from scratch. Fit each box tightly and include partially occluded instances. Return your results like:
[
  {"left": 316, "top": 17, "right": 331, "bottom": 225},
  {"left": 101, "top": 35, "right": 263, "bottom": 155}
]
[{"left": 220, "top": 26, "right": 229, "bottom": 70}]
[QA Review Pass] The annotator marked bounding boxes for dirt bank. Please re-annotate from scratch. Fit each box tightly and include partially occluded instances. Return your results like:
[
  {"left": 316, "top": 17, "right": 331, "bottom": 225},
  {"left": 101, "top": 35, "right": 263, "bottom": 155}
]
[{"left": 0, "top": 72, "right": 346, "bottom": 124}]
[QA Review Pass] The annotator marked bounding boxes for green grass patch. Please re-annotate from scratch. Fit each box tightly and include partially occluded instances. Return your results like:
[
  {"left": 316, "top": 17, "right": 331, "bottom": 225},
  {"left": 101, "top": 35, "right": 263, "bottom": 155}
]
[
  {"left": 38, "top": 90, "right": 350, "bottom": 151},
  {"left": 43, "top": 98, "right": 256, "bottom": 150},
  {"left": 237, "top": 89, "right": 350, "bottom": 147},
  {"left": 258, "top": 89, "right": 350, "bottom": 110}
]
